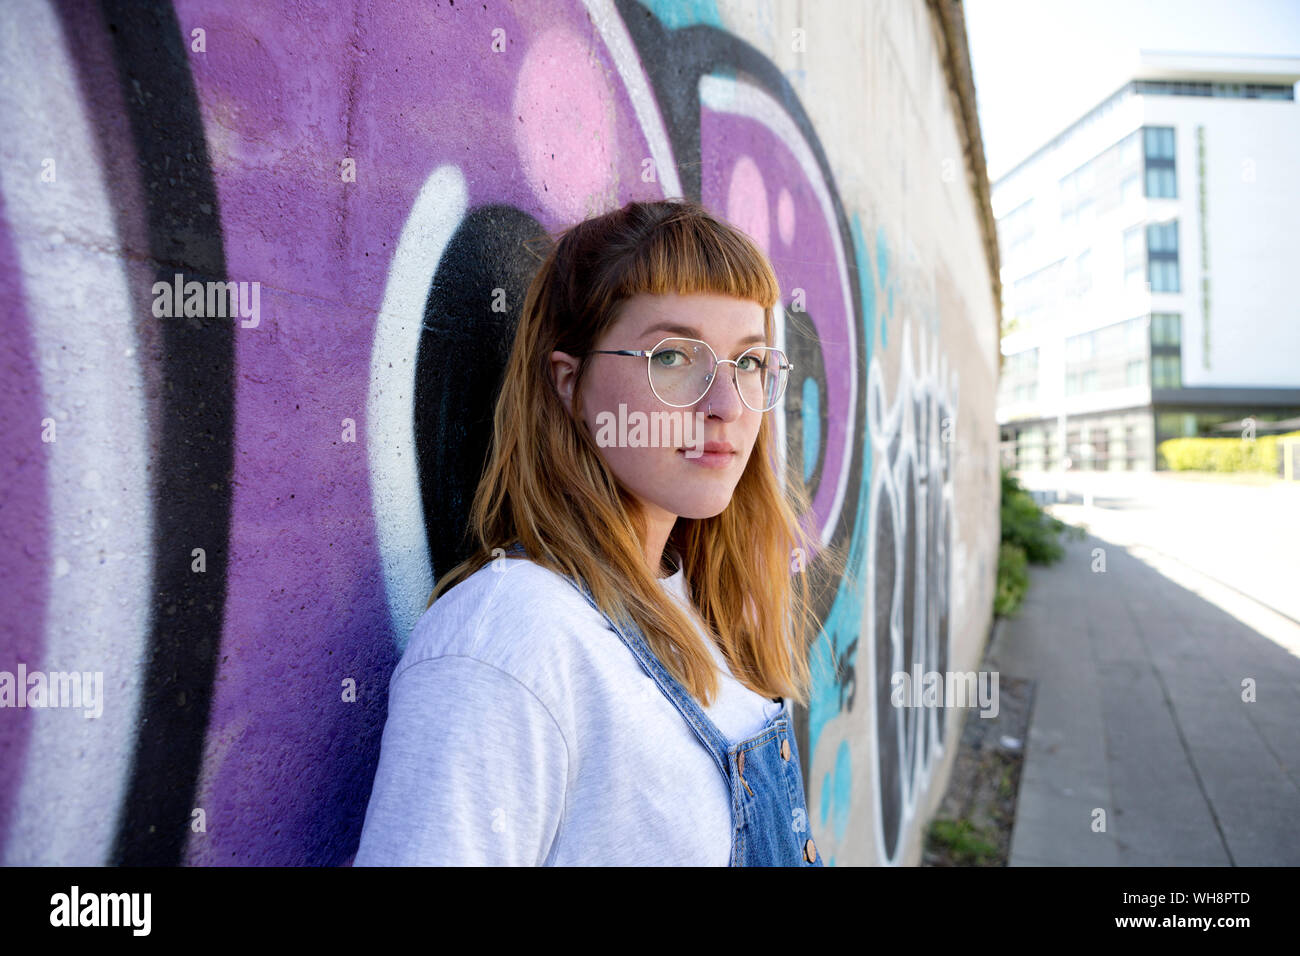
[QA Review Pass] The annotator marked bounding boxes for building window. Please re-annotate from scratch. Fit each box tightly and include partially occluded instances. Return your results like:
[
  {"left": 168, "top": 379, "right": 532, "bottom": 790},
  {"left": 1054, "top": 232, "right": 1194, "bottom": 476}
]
[
  {"left": 1133, "top": 80, "right": 1296, "bottom": 101},
  {"left": 1003, "top": 349, "right": 1034, "bottom": 376},
  {"left": 1066, "top": 330, "right": 1097, "bottom": 361},
  {"left": 1124, "top": 225, "right": 1145, "bottom": 289},
  {"left": 1121, "top": 173, "right": 1140, "bottom": 204},
  {"left": 1059, "top": 172, "right": 1077, "bottom": 228},
  {"left": 1144, "top": 126, "right": 1176, "bottom": 198},
  {"left": 1152, "top": 354, "right": 1182, "bottom": 388},
  {"left": 1147, "top": 220, "right": 1180, "bottom": 292},
  {"left": 1146, "top": 166, "right": 1176, "bottom": 198},
  {"left": 1156, "top": 412, "right": 1197, "bottom": 437},
  {"left": 1127, "top": 359, "right": 1146, "bottom": 387},
  {"left": 1077, "top": 163, "right": 1096, "bottom": 193},
  {"left": 997, "top": 199, "right": 1035, "bottom": 257},
  {"left": 1070, "top": 249, "right": 1092, "bottom": 298},
  {"left": 1150, "top": 312, "right": 1181, "bottom": 346},
  {"left": 1078, "top": 198, "right": 1096, "bottom": 230},
  {"left": 1126, "top": 315, "right": 1147, "bottom": 351},
  {"left": 1149, "top": 258, "right": 1180, "bottom": 292},
  {"left": 1000, "top": 348, "right": 1038, "bottom": 405},
  {"left": 1010, "top": 260, "right": 1064, "bottom": 332}
]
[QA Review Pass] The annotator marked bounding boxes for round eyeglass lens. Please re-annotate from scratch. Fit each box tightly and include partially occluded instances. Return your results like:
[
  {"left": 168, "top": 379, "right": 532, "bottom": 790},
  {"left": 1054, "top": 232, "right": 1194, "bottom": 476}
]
[
  {"left": 734, "top": 347, "right": 788, "bottom": 411},
  {"left": 647, "top": 338, "right": 713, "bottom": 406},
  {"left": 646, "top": 338, "right": 788, "bottom": 410}
]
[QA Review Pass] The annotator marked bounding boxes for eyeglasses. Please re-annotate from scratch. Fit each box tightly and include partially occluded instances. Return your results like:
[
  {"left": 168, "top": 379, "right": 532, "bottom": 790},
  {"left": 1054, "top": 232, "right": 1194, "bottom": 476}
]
[{"left": 584, "top": 336, "right": 793, "bottom": 412}]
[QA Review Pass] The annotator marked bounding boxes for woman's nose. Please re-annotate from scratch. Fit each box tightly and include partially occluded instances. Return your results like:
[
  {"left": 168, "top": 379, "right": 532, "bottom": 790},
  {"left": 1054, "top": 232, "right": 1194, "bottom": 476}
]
[{"left": 699, "top": 364, "right": 743, "bottom": 418}]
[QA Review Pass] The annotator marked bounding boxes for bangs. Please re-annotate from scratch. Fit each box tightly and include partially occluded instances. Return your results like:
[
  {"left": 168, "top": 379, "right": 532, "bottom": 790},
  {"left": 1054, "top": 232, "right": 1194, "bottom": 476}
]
[{"left": 605, "top": 211, "right": 781, "bottom": 315}]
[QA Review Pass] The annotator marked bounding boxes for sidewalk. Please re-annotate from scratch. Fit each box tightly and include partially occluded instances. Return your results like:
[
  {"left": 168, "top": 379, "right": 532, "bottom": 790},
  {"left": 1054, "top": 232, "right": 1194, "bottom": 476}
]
[
  {"left": 988, "top": 528, "right": 1300, "bottom": 866},
  {"left": 1015, "top": 469, "right": 1300, "bottom": 624}
]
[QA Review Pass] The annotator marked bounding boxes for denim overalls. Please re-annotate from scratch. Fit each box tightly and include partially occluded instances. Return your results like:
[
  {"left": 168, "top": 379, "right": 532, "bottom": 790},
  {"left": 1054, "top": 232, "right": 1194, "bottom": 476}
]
[{"left": 503, "top": 542, "right": 822, "bottom": 867}]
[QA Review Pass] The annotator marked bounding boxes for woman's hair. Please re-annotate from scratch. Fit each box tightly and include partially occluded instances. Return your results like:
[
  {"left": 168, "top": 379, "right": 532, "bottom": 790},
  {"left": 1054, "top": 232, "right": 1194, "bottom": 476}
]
[{"left": 427, "top": 197, "right": 837, "bottom": 708}]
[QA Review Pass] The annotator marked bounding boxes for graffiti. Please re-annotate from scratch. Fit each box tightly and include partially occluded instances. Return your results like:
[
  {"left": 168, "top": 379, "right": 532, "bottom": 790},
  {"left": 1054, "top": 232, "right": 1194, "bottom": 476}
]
[
  {"left": 0, "top": 0, "right": 972, "bottom": 866},
  {"left": 866, "top": 319, "right": 958, "bottom": 863}
]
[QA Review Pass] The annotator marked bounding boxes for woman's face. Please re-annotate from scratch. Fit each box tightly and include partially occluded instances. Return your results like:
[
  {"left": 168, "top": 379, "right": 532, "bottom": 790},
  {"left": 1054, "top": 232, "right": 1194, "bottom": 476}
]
[{"left": 551, "top": 291, "right": 768, "bottom": 527}]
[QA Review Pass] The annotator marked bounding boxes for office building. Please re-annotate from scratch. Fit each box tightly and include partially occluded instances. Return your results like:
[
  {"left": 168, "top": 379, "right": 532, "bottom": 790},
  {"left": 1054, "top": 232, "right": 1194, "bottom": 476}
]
[{"left": 993, "top": 51, "right": 1300, "bottom": 471}]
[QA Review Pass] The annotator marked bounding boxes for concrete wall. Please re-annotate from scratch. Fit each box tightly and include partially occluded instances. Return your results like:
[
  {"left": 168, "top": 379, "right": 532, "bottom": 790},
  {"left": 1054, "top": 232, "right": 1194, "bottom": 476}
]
[{"left": 0, "top": 0, "right": 1000, "bottom": 866}]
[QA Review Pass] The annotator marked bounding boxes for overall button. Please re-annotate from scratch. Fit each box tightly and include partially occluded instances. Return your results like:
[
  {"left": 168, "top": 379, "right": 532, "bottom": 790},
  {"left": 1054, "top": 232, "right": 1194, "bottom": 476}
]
[
  {"left": 803, "top": 839, "right": 817, "bottom": 863},
  {"left": 780, "top": 738, "right": 790, "bottom": 760}
]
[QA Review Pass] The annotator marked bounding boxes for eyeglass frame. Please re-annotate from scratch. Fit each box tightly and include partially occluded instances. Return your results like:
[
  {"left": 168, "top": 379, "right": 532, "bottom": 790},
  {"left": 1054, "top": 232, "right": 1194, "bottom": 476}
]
[{"left": 581, "top": 335, "right": 794, "bottom": 412}]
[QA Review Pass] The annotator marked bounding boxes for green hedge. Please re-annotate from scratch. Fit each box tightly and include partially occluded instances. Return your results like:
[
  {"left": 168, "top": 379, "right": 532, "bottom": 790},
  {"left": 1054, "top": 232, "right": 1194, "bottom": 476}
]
[
  {"left": 1158, "top": 430, "right": 1300, "bottom": 473},
  {"left": 1001, "top": 468, "right": 1073, "bottom": 563},
  {"left": 996, "top": 468, "right": 1082, "bottom": 618}
]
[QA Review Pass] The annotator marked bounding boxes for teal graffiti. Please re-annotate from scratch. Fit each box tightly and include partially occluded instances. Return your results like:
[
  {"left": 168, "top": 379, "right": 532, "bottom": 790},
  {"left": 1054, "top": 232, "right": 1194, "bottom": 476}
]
[
  {"left": 807, "top": 210, "right": 881, "bottom": 763},
  {"left": 818, "top": 739, "right": 852, "bottom": 844},
  {"left": 801, "top": 376, "right": 819, "bottom": 483},
  {"left": 806, "top": 212, "right": 896, "bottom": 860},
  {"left": 807, "top": 446, "right": 870, "bottom": 757},
  {"left": 832, "top": 739, "right": 851, "bottom": 840},
  {"left": 638, "top": 0, "right": 723, "bottom": 30},
  {"left": 876, "top": 223, "right": 891, "bottom": 349}
]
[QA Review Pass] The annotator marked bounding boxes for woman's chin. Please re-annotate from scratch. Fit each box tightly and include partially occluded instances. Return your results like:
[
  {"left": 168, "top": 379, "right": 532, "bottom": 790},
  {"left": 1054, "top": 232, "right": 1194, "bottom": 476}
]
[{"left": 661, "top": 493, "right": 734, "bottom": 520}]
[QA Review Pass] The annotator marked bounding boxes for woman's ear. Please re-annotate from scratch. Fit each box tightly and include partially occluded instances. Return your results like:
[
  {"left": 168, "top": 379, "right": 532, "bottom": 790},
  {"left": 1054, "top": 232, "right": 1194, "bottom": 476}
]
[{"left": 550, "top": 351, "right": 580, "bottom": 415}]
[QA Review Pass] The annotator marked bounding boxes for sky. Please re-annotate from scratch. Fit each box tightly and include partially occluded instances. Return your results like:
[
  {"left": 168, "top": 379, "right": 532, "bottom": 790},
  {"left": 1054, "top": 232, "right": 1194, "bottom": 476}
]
[{"left": 963, "top": 0, "right": 1300, "bottom": 182}]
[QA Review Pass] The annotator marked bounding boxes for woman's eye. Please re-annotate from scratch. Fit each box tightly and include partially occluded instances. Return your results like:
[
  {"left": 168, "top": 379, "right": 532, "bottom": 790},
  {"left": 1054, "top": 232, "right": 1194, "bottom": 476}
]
[
  {"left": 737, "top": 355, "right": 763, "bottom": 372},
  {"left": 652, "top": 350, "right": 688, "bottom": 367}
]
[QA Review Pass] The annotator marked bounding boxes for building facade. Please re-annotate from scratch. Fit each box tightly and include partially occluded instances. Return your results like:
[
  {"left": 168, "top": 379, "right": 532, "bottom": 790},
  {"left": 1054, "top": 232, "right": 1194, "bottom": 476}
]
[{"left": 993, "top": 52, "right": 1300, "bottom": 471}]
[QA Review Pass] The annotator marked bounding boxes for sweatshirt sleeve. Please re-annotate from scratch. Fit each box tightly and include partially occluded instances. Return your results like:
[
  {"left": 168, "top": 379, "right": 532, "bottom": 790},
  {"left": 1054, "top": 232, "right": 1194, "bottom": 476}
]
[{"left": 353, "top": 654, "right": 569, "bottom": 866}]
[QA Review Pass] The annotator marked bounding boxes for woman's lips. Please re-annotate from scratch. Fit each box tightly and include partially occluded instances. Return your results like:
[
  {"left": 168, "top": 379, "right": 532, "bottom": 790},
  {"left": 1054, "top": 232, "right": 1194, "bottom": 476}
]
[{"left": 677, "top": 447, "right": 735, "bottom": 469}]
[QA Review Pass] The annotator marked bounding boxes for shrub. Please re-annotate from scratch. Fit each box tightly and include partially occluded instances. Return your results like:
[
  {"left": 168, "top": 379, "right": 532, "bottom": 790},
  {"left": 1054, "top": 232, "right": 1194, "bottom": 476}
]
[
  {"left": 995, "top": 468, "right": 1081, "bottom": 617},
  {"left": 1000, "top": 468, "right": 1071, "bottom": 563},
  {"left": 1158, "top": 430, "right": 1300, "bottom": 473}
]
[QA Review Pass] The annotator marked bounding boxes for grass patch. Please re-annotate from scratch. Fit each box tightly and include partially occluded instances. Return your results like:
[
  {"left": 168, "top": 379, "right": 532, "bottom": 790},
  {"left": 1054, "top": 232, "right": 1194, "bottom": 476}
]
[{"left": 925, "top": 818, "right": 1001, "bottom": 866}]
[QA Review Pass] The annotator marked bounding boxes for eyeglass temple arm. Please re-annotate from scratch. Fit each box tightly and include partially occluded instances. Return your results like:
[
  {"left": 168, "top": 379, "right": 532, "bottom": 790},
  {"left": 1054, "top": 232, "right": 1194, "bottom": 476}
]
[{"left": 587, "top": 349, "right": 793, "bottom": 369}]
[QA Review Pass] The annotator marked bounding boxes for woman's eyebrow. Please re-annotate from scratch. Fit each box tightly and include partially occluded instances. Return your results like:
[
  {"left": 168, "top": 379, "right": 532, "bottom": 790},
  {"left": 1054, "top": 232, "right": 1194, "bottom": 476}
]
[{"left": 640, "top": 321, "right": 767, "bottom": 346}]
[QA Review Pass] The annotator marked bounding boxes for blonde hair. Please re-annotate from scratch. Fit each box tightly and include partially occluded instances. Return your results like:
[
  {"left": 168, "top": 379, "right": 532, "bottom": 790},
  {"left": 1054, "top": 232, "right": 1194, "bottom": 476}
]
[{"left": 427, "top": 197, "right": 837, "bottom": 708}]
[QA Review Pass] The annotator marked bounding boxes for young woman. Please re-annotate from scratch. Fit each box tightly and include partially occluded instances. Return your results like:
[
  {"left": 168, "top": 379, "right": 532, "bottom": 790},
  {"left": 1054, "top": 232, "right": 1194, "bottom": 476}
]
[{"left": 354, "top": 197, "right": 830, "bottom": 866}]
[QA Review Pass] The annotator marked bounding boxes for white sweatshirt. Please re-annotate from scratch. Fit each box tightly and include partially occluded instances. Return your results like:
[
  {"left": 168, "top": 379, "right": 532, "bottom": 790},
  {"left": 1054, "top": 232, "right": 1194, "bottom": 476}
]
[{"left": 353, "top": 553, "right": 782, "bottom": 866}]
